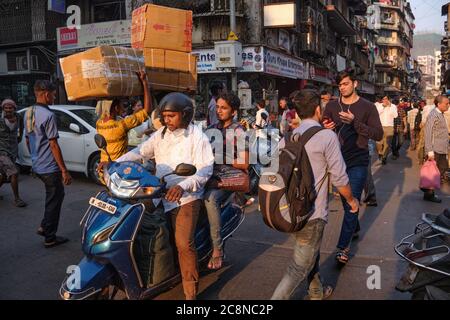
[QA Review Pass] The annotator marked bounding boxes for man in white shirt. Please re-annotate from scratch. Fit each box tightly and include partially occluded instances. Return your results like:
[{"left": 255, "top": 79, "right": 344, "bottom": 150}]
[
  {"left": 119, "top": 93, "right": 214, "bottom": 300},
  {"left": 376, "top": 96, "right": 398, "bottom": 165}
]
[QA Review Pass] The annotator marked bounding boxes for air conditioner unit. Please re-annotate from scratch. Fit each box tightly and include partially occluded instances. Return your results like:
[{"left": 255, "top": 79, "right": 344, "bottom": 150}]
[
  {"left": 214, "top": 40, "right": 243, "bottom": 68},
  {"left": 16, "top": 56, "right": 28, "bottom": 71}
]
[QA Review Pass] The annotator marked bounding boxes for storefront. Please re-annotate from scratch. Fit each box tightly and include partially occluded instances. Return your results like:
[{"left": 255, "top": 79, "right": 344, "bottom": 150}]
[
  {"left": 358, "top": 80, "right": 376, "bottom": 101},
  {"left": 193, "top": 46, "right": 307, "bottom": 115},
  {"left": 307, "top": 63, "right": 334, "bottom": 94}
]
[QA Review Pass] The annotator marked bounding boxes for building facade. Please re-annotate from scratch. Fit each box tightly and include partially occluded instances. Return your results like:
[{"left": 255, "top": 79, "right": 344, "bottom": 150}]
[
  {"left": 368, "top": 0, "right": 415, "bottom": 97},
  {"left": 0, "top": 0, "right": 417, "bottom": 108}
]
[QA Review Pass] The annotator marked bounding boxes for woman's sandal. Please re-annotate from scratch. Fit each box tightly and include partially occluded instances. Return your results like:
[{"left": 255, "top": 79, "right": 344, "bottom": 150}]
[{"left": 336, "top": 248, "right": 350, "bottom": 264}]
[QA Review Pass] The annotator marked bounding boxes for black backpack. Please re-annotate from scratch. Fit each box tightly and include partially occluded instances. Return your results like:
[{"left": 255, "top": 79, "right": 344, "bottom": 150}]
[{"left": 258, "top": 126, "right": 325, "bottom": 233}]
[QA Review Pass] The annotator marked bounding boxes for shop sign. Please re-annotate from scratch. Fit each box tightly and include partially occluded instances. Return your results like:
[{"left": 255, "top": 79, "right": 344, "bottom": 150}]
[
  {"left": 57, "top": 20, "right": 131, "bottom": 52},
  {"left": 309, "top": 64, "right": 331, "bottom": 84},
  {"left": 193, "top": 47, "right": 264, "bottom": 74},
  {"left": 264, "top": 49, "right": 307, "bottom": 79}
]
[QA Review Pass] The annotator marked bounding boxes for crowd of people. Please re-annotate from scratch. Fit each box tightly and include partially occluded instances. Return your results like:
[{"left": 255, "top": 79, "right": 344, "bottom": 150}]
[{"left": 0, "top": 66, "right": 449, "bottom": 300}]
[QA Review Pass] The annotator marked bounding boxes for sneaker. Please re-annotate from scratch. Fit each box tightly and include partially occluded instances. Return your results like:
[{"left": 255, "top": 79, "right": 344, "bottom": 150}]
[{"left": 44, "top": 236, "right": 69, "bottom": 248}]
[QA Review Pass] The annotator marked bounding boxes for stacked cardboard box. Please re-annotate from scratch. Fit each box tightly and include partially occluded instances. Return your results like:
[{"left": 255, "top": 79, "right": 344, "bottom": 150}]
[
  {"left": 131, "top": 4, "right": 192, "bottom": 52},
  {"left": 131, "top": 4, "right": 197, "bottom": 92},
  {"left": 143, "top": 48, "right": 197, "bottom": 92},
  {"left": 60, "top": 46, "right": 144, "bottom": 101}
]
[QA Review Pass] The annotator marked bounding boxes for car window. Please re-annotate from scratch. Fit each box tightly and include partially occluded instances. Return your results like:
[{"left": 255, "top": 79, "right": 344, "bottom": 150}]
[
  {"left": 71, "top": 109, "right": 98, "bottom": 128},
  {"left": 53, "top": 110, "right": 85, "bottom": 133}
]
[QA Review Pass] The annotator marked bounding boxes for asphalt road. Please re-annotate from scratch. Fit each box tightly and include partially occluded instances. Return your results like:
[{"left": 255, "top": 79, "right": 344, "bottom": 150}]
[{"left": 0, "top": 149, "right": 448, "bottom": 300}]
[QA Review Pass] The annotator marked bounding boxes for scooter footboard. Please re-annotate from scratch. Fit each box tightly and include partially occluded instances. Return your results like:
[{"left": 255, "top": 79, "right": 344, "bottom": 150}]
[{"left": 60, "top": 257, "right": 116, "bottom": 300}]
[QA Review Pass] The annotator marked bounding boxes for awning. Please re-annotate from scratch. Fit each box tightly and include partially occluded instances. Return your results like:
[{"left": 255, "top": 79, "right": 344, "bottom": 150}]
[{"left": 326, "top": 5, "right": 357, "bottom": 36}]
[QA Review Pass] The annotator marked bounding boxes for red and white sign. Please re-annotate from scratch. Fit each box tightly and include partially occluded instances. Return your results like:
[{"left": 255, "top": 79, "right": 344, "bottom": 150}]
[
  {"left": 57, "top": 20, "right": 131, "bottom": 52},
  {"left": 59, "top": 27, "right": 78, "bottom": 47}
]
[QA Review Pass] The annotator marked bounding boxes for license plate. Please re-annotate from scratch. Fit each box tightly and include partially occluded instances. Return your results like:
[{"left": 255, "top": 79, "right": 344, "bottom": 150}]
[
  {"left": 405, "top": 265, "right": 420, "bottom": 284},
  {"left": 89, "top": 197, "right": 117, "bottom": 215}
]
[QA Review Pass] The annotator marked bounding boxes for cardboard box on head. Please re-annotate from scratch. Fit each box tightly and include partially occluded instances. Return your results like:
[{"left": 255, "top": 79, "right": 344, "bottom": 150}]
[
  {"left": 131, "top": 4, "right": 193, "bottom": 53},
  {"left": 60, "top": 46, "right": 145, "bottom": 101}
]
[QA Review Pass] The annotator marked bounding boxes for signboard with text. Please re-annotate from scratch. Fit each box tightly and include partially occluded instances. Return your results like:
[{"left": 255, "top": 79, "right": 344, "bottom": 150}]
[
  {"left": 57, "top": 20, "right": 131, "bottom": 53},
  {"left": 193, "top": 47, "right": 264, "bottom": 74},
  {"left": 264, "top": 49, "right": 307, "bottom": 79}
]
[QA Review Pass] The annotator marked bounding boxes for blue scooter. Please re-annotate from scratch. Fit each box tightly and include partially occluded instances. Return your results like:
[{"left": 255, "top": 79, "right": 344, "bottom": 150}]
[{"left": 60, "top": 134, "right": 245, "bottom": 300}]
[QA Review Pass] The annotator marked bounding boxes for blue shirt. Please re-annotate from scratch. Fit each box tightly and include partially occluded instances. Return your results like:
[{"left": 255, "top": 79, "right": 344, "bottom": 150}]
[{"left": 25, "top": 104, "right": 60, "bottom": 174}]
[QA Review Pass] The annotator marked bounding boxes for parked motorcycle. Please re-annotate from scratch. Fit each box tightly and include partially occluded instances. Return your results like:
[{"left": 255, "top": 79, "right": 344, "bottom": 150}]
[
  {"left": 60, "top": 134, "right": 245, "bottom": 300},
  {"left": 395, "top": 209, "right": 450, "bottom": 300}
]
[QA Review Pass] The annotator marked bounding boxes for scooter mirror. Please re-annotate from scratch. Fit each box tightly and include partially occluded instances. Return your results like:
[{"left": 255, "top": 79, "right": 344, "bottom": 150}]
[
  {"left": 94, "top": 134, "right": 107, "bottom": 149},
  {"left": 174, "top": 164, "right": 197, "bottom": 177}
]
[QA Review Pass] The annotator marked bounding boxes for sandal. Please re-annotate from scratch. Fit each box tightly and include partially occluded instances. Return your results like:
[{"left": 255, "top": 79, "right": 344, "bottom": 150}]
[
  {"left": 336, "top": 248, "right": 350, "bottom": 265},
  {"left": 307, "top": 285, "right": 334, "bottom": 300}
]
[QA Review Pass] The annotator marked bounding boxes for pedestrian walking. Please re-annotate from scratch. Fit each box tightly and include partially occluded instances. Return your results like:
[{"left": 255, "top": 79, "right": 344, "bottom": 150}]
[
  {"left": 323, "top": 68, "right": 383, "bottom": 265},
  {"left": 375, "top": 96, "right": 397, "bottom": 165},
  {"left": 0, "top": 99, "right": 27, "bottom": 207},
  {"left": 422, "top": 95, "right": 450, "bottom": 203},
  {"left": 271, "top": 89, "right": 359, "bottom": 300},
  {"left": 25, "top": 80, "right": 72, "bottom": 248}
]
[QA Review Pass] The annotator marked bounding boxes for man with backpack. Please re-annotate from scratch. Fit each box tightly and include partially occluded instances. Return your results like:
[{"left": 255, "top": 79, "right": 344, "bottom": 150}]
[{"left": 269, "top": 89, "right": 359, "bottom": 300}]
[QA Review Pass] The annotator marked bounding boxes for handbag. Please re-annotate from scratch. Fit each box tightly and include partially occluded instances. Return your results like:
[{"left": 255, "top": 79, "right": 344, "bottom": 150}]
[
  {"left": 211, "top": 165, "right": 250, "bottom": 193},
  {"left": 419, "top": 160, "right": 441, "bottom": 190}
]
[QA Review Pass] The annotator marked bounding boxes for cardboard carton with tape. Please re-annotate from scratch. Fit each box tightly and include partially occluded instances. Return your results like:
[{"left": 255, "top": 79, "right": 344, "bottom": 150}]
[{"left": 60, "top": 46, "right": 145, "bottom": 101}]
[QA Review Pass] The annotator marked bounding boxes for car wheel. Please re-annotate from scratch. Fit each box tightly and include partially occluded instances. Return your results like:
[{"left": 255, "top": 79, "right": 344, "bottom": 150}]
[{"left": 88, "top": 153, "right": 102, "bottom": 185}]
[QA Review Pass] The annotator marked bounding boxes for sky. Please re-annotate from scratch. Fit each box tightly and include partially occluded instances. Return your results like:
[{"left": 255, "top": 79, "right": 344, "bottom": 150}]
[{"left": 409, "top": 0, "right": 448, "bottom": 34}]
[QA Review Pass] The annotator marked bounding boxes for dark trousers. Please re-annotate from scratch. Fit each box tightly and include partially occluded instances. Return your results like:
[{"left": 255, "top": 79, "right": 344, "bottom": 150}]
[{"left": 37, "top": 172, "right": 65, "bottom": 242}]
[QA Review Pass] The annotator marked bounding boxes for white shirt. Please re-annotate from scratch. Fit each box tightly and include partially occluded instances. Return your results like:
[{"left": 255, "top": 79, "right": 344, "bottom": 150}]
[
  {"left": 376, "top": 103, "right": 398, "bottom": 127},
  {"left": 119, "top": 124, "right": 214, "bottom": 212}
]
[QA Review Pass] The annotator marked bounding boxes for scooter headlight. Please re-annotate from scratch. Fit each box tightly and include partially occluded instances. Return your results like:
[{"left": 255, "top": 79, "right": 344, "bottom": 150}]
[{"left": 108, "top": 172, "right": 140, "bottom": 198}]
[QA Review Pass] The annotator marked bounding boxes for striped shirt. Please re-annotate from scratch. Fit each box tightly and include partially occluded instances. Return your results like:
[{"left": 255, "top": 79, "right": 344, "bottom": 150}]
[{"left": 424, "top": 108, "right": 449, "bottom": 155}]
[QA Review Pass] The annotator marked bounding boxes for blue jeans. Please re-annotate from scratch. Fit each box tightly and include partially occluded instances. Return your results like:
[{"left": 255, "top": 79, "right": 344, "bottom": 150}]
[
  {"left": 271, "top": 219, "right": 326, "bottom": 300},
  {"left": 337, "top": 166, "right": 368, "bottom": 250},
  {"left": 204, "top": 188, "right": 232, "bottom": 250}
]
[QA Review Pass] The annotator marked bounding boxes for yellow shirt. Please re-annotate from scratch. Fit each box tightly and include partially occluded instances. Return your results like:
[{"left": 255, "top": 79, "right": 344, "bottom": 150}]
[{"left": 96, "top": 109, "right": 149, "bottom": 162}]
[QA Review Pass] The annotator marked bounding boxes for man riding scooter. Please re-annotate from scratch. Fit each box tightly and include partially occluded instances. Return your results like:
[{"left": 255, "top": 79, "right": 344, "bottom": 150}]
[{"left": 117, "top": 92, "right": 214, "bottom": 300}]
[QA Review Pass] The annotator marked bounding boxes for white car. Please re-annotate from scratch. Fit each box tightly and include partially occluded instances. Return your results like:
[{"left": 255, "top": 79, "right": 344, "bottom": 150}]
[{"left": 17, "top": 105, "right": 102, "bottom": 183}]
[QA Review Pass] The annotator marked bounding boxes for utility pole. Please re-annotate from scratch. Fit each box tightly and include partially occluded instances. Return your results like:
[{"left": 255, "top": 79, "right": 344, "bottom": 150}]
[{"left": 230, "top": 0, "right": 238, "bottom": 93}]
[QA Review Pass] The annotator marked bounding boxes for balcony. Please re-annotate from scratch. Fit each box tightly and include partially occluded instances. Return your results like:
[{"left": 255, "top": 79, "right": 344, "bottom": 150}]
[
  {"left": 326, "top": 5, "right": 357, "bottom": 36},
  {"left": 376, "top": 37, "right": 404, "bottom": 48}
]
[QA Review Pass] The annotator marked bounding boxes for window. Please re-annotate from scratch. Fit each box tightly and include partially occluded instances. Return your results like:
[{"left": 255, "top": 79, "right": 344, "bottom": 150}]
[
  {"left": 54, "top": 111, "right": 86, "bottom": 133},
  {"left": 92, "top": 1, "right": 126, "bottom": 23},
  {"left": 71, "top": 109, "right": 98, "bottom": 129}
]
